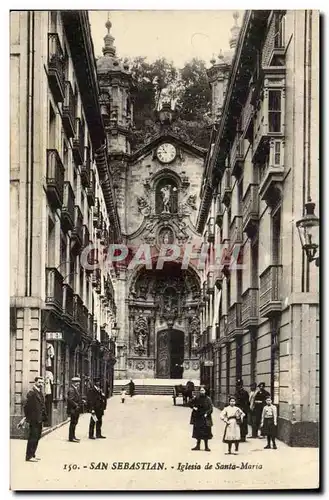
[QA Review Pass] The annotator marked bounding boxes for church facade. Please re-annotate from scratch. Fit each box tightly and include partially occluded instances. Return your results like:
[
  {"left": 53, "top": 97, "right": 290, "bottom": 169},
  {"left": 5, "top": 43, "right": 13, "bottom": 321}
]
[{"left": 96, "top": 22, "right": 206, "bottom": 380}]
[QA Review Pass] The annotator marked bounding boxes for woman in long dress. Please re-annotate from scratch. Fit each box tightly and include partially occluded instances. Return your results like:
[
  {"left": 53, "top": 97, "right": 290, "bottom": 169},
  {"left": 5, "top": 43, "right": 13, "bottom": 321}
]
[
  {"left": 188, "top": 386, "right": 213, "bottom": 451},
  {"left": 220, "top": 396, "right": 245, "bottom": 454}
]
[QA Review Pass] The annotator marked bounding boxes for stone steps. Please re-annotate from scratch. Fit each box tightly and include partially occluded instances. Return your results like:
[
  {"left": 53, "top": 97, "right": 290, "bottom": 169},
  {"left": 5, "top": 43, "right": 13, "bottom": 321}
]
[{"left": 113, "top": 379, "right": 200, "bottom": 396}]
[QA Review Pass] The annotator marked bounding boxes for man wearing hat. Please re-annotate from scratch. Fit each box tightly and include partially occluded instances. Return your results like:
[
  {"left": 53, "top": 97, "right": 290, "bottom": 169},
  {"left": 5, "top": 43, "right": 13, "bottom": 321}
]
[
  {"left": 24, "top": 376, "right": 47, "bottom": 461},
  {"left": 254, "top": 382, "right": 270, "bottom": 437},
  {"left": 67, "top": 377, "right": 82, "bottom": 442},
  {"left": 87, "top": 378, "right": 107, "bottom": 439},
  {"left": 234, "top": 379, "right": 249, "bottom": 442}
]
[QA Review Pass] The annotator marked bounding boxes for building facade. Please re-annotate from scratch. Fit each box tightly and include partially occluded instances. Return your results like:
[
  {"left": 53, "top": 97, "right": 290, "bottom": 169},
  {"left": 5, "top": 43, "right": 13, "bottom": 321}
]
[
  {"left": 197, "top": 10, "right": 319, "bottom": 446},
  {"left": 10, "top": 11, "right": 119, "bottom": 436}
]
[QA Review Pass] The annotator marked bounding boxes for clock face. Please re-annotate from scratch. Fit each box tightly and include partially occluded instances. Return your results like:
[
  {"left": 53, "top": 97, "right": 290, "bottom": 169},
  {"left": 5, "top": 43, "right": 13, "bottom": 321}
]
[{"left": 156, "top": 143, "right": 177, "bottom": 164}]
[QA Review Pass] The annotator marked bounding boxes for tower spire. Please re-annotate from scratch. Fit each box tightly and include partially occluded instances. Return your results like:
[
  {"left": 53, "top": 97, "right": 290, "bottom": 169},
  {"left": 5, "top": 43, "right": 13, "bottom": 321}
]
[
  {"left": 102, "top": 14, "right": 116, "bottom": 57},
  {"left": 229, "top": 11, "right": 240, "bottom": 49}
]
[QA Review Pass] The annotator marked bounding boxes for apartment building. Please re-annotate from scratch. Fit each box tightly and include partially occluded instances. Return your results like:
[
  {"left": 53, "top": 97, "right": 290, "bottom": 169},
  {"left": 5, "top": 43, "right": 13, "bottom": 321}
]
[
  {"left": 10, "top": 11, "right": 120, "bottom": 435},
  {"left": 197, "top": 10, "right": 319, "bottom": 446}
]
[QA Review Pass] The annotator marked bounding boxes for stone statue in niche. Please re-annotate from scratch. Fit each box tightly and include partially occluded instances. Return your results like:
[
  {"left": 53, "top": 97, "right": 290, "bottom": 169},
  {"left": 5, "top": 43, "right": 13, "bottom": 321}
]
[
  {"left": 156, "top": 180, "right": 178, "bottom": 214},
  {"left": 190, "top": 316, "right": 200, "bottom": 351},
  {"left": 134, "top": 316, "right": 149, "bottom": 355},
  {"left": 137, "top": 196, "right": 151, "bottom": 216},
  {"left": 161, "top": 185, "right": 177, "bottom": 213},
  {"left": 158, "top": 227, "right": 175, "bottom": 246}
]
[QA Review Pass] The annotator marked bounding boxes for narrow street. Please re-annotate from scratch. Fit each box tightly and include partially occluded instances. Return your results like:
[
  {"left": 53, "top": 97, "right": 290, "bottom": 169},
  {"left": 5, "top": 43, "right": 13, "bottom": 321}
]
[{"left": 11, "top": 395, "right": 319, "bottom": 490}]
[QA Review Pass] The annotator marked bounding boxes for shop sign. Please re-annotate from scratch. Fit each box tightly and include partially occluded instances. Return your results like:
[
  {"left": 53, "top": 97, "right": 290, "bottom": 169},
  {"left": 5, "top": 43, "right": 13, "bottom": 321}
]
[
  {"left": 46, "top": 331, "right": 63, "bottom": 341},
  {"left": 203, "top": 360, "right": 214, "bottom": 367}
]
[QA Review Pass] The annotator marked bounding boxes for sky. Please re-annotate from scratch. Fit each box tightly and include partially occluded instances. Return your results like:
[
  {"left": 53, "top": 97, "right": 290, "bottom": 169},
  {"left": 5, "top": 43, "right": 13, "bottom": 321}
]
[{"left": 89, "top": 10, "right": 244, "bottom": 68}]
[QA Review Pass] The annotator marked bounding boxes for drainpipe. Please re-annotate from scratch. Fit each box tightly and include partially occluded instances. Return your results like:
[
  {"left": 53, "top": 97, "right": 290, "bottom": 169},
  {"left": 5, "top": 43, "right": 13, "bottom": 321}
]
[{"left": 25, "top": 11, "right": 35, "bottom": 296}]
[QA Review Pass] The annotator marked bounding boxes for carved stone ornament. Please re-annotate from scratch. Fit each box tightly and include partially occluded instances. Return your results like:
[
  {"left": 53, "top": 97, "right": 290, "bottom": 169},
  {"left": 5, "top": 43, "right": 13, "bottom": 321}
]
[
  {"left": 137, "top": 196, "right": 151, "bottom": 216},
  {"left": 133, "top": 315, "right": 149, "bottom": 355},
  {"left": 193, "top": 362, "right": 200, "bottom": 370},
  {"left": 136, "top": 361, "right": 145, "bottom": 371}
]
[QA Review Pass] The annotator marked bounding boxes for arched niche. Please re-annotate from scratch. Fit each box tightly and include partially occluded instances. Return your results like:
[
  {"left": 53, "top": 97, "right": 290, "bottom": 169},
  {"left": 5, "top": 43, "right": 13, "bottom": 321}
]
[{"left": 155, "top": 178, "right": 179, "bottom": 215}]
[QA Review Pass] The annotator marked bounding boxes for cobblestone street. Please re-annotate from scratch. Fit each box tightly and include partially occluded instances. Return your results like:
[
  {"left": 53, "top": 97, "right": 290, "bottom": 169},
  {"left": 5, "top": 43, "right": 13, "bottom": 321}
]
[{"left": 10, "top": 395, "right": 319, "bottom": 490}]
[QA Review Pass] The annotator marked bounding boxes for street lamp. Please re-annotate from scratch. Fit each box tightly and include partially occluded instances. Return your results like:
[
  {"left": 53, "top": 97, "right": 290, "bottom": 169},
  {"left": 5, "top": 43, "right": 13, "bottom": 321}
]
[{"left": 296, "top": 199, "right": 320, "bottom": 267}]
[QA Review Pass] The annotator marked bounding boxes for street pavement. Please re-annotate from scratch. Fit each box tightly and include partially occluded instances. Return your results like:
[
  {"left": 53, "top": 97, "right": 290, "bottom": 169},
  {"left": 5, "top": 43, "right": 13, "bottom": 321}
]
[{"left": 10, "top": 395, "right": 319, "bottom": 491}]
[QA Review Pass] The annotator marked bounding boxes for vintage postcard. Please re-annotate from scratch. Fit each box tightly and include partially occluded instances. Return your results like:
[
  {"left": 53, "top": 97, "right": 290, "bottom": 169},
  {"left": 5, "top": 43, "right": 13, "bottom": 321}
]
[{"left": 10, "top": 9, "right": 320, "bottom": 491}]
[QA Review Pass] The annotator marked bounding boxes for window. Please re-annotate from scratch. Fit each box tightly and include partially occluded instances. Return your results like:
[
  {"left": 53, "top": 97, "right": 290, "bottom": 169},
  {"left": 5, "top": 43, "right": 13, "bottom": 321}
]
[
  {"left": 238, "top": 178, "right": 243, "bottom": 215},
  {"left": 236, "top": 337, "right": 242, "bottom": 381},
  {"left": 272, "top": 208, "right": 281, "bottom": 265},
  {"left": 49, "top": 104, "right": 56, "bottom": 149},
  {"left": 226, "top": 346, "right": 231, "bottom": 397},
  {"left": 237, "top": 269, "right": 242, "bottom": 302},
  {"left": 251, "top": 240, "right": 259, "bottom": 288},
  {"left": 227, "top": 278, "right": 231, "bottom": 310},
  {"left": 274, "top": 13, "right": 285, "bottom": 48},
  {"left": 69, "top": 252, "right": 75, "bottom": 289},
  {"left": 63, "top": 140, "right": 68, "bottom": 170},
  {"left": 274, "top": 141, "right": 281, "bottom": 165},
  {"left": 268, "top": 90, "right": 282, "bottom": 133},
  {"left": 250, "top": 328, "right": 257, "bottom": 384},
  {"left": 60, "top": 235, "right": 67, "bottom": 277},
  {"left": 47, "top": 217, "right": 55, "bottom": 267}
]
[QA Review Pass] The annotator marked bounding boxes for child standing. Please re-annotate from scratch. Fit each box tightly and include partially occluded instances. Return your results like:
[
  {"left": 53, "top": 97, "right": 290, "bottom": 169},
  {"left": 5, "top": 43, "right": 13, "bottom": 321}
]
[
  {"left": 220, "top": 396, "right": 245, "bottom": 455},
  {"left": 261, "top": 396, "right": 278, "bottom": 449},
  {"left": 121, "top": 387, "right": 126, "bottom": 403}
]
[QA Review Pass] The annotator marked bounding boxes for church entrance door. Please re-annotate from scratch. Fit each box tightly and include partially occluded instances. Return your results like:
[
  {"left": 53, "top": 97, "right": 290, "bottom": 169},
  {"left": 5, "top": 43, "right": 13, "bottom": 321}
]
[{"left": 156, "top": 329, "right": 184, "bottom": 379}]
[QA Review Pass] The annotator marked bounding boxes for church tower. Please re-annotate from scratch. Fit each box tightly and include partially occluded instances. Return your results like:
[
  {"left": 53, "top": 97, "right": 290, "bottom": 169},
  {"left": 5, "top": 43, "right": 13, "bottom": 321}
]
[
  {"left": 96, "top": 18, "right": 134, "bottom": 236},
  {"left": 207, "top": 12, "right": 241, "bottom": 121}
]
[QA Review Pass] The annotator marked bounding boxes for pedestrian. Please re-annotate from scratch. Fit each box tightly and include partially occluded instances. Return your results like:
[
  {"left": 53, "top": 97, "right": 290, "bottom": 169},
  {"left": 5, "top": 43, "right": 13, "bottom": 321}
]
[
  {"left": 261, "top": 396, "right": 278, "bottom": 449},
  {"left": 248, "top": 382, "right": 258, "bottom": 438},
  {"left": 188, "top": 385, "right": 213, "bottom": 452},
  {"left": 128, "top": 379, "right": 135, "bottom": 397},
  {"left": 234, "top": 379, "right": 249, "bottom": 442},
  {"left": 254, "top": 382, "right": 270, "bottom": 437},
  {"left": 67, "top": 376, "right": 82, "bottom": 443},
  {"left": 24, "top": 376, "right": 47, "bottom": 462},
  {"left": 121, "top": 387, "right": 126, "bottom": 403},
  {"left": 220, "top": 396, "right": 245, "bottom": 455},
  {"left": 87, "top": 378, "right": 107, "bottom": 439}
]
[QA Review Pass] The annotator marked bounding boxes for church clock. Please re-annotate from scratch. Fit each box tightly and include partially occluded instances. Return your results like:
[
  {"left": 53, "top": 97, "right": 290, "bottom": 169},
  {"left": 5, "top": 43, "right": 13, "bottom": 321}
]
[{"left": 156, "top": 143, "right": 177, "bottom": 164}]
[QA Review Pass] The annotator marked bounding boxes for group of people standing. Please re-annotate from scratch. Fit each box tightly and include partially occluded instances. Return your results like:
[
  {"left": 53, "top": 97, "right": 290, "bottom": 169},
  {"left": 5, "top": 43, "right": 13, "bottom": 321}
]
[
  {"left": 23, "top": 375, "right": 108, "bottom": 462},
  {"left": 188, "top": 380, "right": 278, "bottom": 454}
]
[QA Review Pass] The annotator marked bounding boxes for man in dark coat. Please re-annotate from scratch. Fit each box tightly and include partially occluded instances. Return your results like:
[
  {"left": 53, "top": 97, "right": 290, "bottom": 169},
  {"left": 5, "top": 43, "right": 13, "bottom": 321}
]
[
  {"left": 24, "top": 376, "right": 47, "bottom": 462},
  {"left": 235, "top": 379, "right": 250, "bottom": 442},
  {"left": 188, "top": 386, "right": 213, "bottom": 451},
  {"left": 67, "top": 376, "right": 82, "bottom": 442},
  {"left": 254, "top": 382, "right": 270, "bottom": 437},
  {"left": 87, "top": 378, "right": 107, "bottom": 439},
  {"left": 128, "top": 379, "right": 135, "bottom": 397}
]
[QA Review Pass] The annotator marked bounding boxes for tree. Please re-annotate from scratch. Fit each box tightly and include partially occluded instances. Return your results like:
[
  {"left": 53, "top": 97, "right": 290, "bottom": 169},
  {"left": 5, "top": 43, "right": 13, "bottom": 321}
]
[{"left": 125, "top": 56, "right": 212, "bottom": 150}]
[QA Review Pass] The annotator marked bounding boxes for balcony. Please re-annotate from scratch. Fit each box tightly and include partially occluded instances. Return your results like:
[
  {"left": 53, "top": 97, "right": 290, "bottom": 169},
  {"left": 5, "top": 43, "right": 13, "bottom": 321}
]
[
  {"left": 81, "top": 305, "right": 89, "bottom": 333},
  {"left": 100, "top": 226, "right": 109, "bottom": 246},
  {"left": 45, "top": 268, "right": 63, "bottom": 313},
  {"left": 62, "top": 284, "right": 74, "bottom": 321},
  {"left": 258, "top": 139, "right": 285, "bottom": 208},
  {"left": 227, "top": 303, "right": 243, "bottom": 337},
  {"left": 216, "top": 203, "right": 224, "bottom": 228},
  {"left": 93, "top": 198, "right": 100, "bottom": 228},
  {"left": 241, "top": 288, "right": 259, "bottom": 328},
  {"left": 242, "top": 184, "right": 259, "bottom": 238},
  {"left": 259, "top": 265, "right": 282, "bottom": 317},
  {"left": 220, "top": 315, "right": 228, "bottom": 338},
  {"left": 61, "top": 181, "right": 75, "bottom": 232},
  {"left": 252, "top": 72, "right": 285, "bottom": 160},
  {"left": 230, "top": 135, "right": 244, "bottom": 178},
  {"left": 221, "top": 169, "right": 232, "bottom": 207},
  {"left": 62, "top": 81, "right": 75, "bottom": 138},
  {"left": 96, "top": 213, "right": 103, "bottom": 238},
  {"left": 207, "top": 217, "right": 215, "bottom": 243},
  {"left": 72, "top": 118, "right": 85, "bottom": 166},
  {"left": 81, "top": 147, "right": 91, "bottom": 188},
  {"left": 229, "top": 216, "right": 243, "bottom": 246},
  {"left": 86, "top": 170, "right": 96, "bottom": 207},
  {"left": 71, "top": 206, "right": 83, "bottom": 251},
  {"left": 92, "top": 268, "right": 101, "bottom": 294},
  {"left": 82, "top": 224, "right": 90, "bottom": 248},
  {"left": 47, "top": 33, "right": 65, "bottom": 103},
  {"left": 46, "top": 149, "right": 65, "bottom": 210}
]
